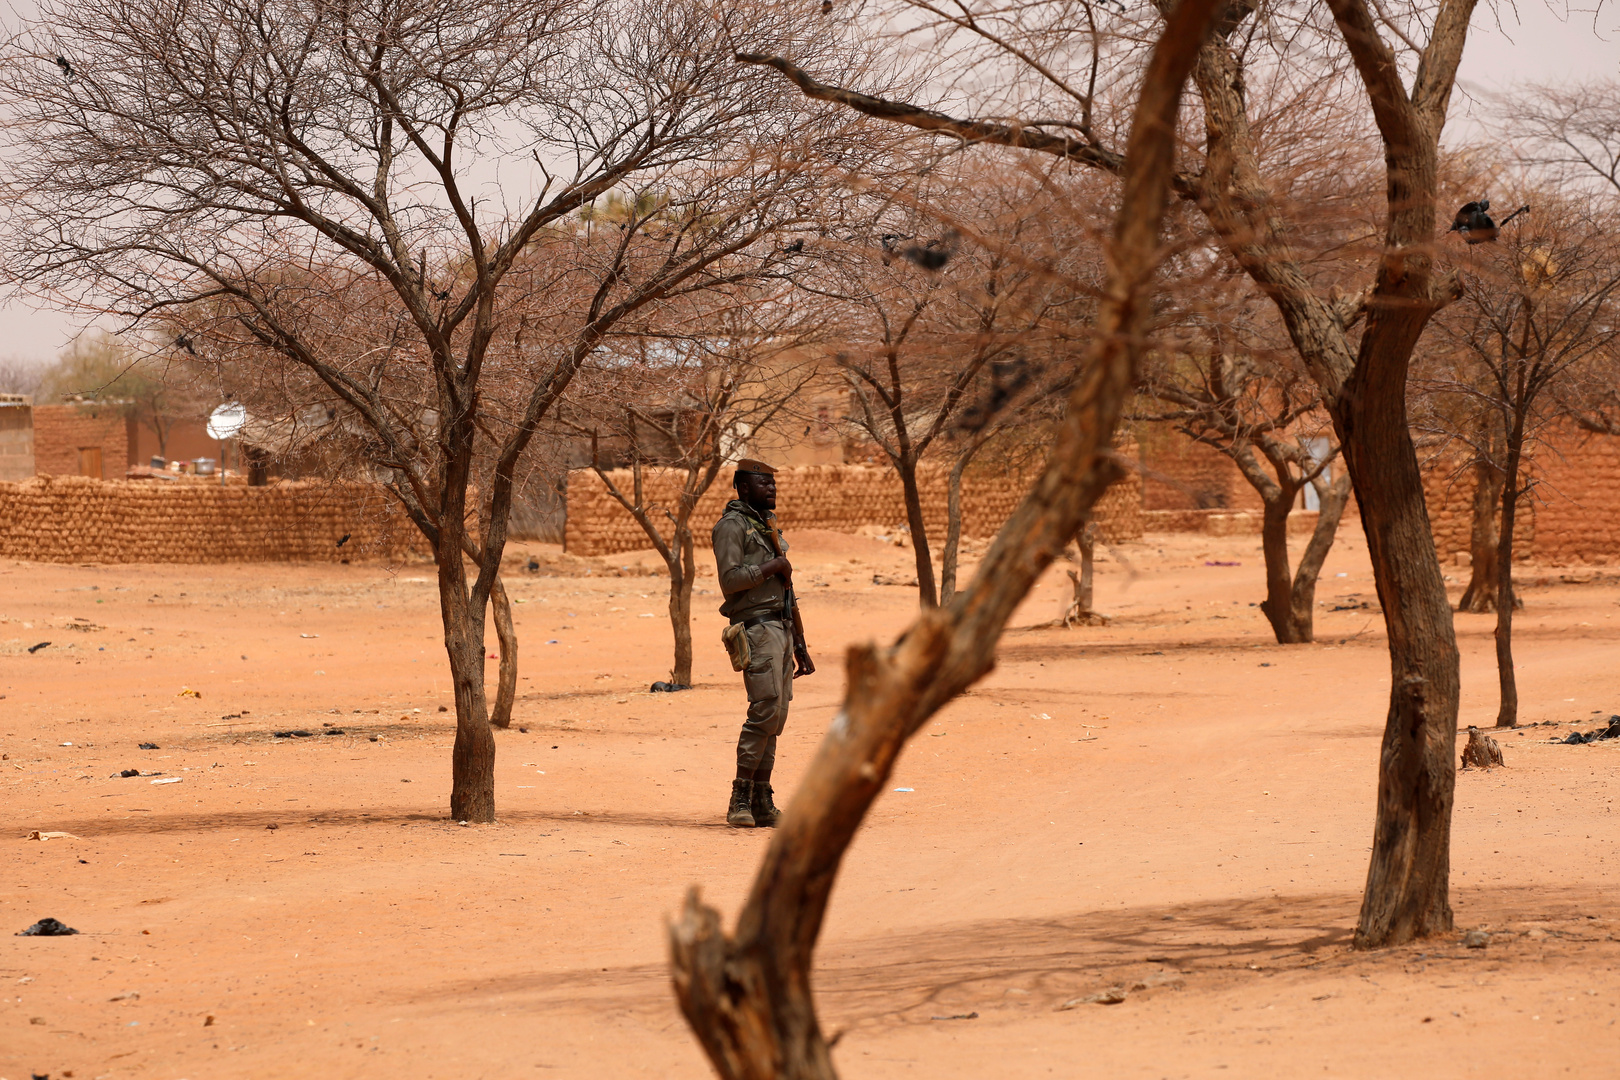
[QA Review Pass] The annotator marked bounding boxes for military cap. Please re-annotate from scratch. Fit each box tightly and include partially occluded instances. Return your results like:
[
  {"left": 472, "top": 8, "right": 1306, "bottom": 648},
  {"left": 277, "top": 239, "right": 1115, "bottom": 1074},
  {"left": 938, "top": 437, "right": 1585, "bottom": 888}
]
[{"left": 734, "top": 458, "right": 777, "bottom": 477}]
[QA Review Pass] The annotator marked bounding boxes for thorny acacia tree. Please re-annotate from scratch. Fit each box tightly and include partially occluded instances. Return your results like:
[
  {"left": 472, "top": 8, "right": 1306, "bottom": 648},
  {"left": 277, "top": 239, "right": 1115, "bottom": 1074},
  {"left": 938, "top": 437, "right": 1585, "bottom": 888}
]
[
  {"left": 1, "top": 0, "right": 847, "bottom": 821},
  {"left": 1136, "top": 305, "right": 1351, "bottom": 644},
  {"left": 667, "top": 0, "right": 1227, "bottom": 1074},
  {"left": 826, "top": 177, "right": 1090, "bottom": 608},
  {"left": 1502, "top": 78, "right": 1620, "bottom": 200},
  {"left": 564, "top": 307, "right": 817, "bottom": 687},
  {"left": 744, "top": 0, "right": 1492, "bottom": 947},
  {"left": 1426, "top": 200, "right": 1620, "bottom": 728}
]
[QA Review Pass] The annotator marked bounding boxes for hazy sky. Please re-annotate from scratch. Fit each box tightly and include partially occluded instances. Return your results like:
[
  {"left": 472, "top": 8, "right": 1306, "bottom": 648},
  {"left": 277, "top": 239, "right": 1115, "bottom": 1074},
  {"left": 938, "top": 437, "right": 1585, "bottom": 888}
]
[{"left": 1, "top": 0, "right": 1615, "bottom": 366}]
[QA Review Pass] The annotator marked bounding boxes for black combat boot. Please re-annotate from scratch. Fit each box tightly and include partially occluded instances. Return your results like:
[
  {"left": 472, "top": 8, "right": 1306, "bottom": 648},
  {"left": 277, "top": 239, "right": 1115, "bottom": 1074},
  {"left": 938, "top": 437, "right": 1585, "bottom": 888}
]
[
  {"left": 726, "top": 779, "right": 756, "bottom": 827},
  {"left": 750, "top": 781, "right": 781, "bottom": 828}
]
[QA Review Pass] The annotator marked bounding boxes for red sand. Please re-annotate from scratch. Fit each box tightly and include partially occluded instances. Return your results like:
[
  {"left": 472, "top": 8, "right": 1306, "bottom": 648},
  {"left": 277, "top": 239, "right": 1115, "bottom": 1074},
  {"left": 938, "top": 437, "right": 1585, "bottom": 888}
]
[{"left": 3, "top": 525, "right": 1617, "bottom": 1079}]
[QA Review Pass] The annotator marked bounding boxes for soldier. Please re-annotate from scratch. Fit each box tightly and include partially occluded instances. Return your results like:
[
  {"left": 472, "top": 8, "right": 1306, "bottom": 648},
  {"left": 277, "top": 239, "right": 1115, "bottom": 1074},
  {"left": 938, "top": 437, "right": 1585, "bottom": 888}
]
[{"left": 712, "top": 458, "right": 814, "bottom": 827}]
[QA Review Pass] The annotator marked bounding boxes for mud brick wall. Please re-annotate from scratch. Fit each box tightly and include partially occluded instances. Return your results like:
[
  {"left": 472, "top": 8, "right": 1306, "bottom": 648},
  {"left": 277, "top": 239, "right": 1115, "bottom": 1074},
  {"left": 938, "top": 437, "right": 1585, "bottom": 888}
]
[
  {"left": 0, "top": 475, "right": 429, "bottom": 564},
  {"left": 1418, "top": 425, "right": 1620, "bottom": 567},
  {"left": 1421, "top": 458, "right": 1531, "bottom": 565},
  {"left": 566, "top": 462, "right": 1145, "bottom": 557},
  {"left": 32, "top": 404, "right": 129, "bottom": 479},
  {"left": 1534, "top": 431, "right": 1620, "bottom": 565},
  {"left": 1132, "top": 423, "right": 1264, "bottom": 513}
]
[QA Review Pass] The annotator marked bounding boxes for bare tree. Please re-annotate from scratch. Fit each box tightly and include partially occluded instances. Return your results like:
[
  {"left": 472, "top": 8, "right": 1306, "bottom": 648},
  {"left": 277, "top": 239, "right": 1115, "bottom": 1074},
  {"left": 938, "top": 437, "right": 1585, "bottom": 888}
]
[
  {"left": 1425, "top": 198, "right": 1620, "bottom": 727},
  {"left": 564, "top": 302, "right": 817, "bottom": 687},
  {"left": 742, "top": 0, "right": 1490, "bottom": 948},
  {"left": 1, "top": 0, "right": 848, "bottom": 821},
  {"left": 1135, "top": 339, "right": 1351, "bottom": 644},
  {"left": 1501, "top": 79, "right": 1620, "bottom": 199},
  {"left": 668, "top": 2, "right": 1225, "bottom": 1073},
  {"left": 824, "top": 178, "right": 1088, "bottom": 608}
]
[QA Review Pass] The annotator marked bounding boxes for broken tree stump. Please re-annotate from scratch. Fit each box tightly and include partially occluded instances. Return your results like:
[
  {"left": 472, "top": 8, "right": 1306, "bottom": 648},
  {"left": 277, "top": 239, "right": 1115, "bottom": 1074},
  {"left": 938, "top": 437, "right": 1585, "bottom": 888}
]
[{"left": 1460, "top": 725, "right": 1505, "bottom": 769}]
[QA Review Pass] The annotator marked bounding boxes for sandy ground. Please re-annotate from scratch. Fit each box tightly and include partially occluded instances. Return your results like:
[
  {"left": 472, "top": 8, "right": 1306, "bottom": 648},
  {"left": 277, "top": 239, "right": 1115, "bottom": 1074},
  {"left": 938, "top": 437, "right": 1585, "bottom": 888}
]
[{"left": 2, "top": 524, "right": 1618, "bottom": 1080}]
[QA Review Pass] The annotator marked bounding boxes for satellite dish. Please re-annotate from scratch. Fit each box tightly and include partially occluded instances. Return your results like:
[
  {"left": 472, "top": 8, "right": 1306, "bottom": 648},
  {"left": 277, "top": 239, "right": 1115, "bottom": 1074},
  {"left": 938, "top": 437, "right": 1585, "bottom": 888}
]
[{"left": 207, "top": 403, "right": 247, "bottom": 441}]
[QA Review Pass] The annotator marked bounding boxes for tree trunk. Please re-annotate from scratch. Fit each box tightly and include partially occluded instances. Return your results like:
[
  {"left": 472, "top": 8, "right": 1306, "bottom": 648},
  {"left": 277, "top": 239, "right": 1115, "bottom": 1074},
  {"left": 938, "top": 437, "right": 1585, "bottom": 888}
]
[
  {"left": 897, "top": 457, "right": 938, "bottom": 608},
  {"left": 1076, "top": 523, "right": 1096, "bottom": 611},
  {"left": 1457, "top": 457, "right": 1502, "bottom": 612},
  {"left": 940, "top": 452, "right": 968, "bottom": 605},
  {"left": 1063, "top": 521, "right": 1107, "bottom": 627},
  {"left": 668, "top": 0, "right": 1222, "bottom": 1069},
  {"left": 1257, "top": 488, "right": 1308, "bottom": 643},
  {"left": 1333, "top": 359, "right": 1460, "bottom": 950},
  {"left": 439, "top": 564, "right": 496, "bottom": 823},
  {"left": 667, "top": 525, "right": 697, "bottom": 687},
  {"left": 489, "top": 574, "right": 518, "bottom": 730},
  {"left": 1493, "top": 431, "right": 1524, "bottom": 727},
  {"left": 1288, "top": 472, "right": 1353, "bottom": 641}
]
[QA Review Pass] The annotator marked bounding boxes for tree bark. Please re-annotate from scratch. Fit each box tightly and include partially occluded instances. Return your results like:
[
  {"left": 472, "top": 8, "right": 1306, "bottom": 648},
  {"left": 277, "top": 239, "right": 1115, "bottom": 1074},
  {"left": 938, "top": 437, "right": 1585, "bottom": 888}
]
[
  {"left": 940, "top": 451, "right": 968, "bottom": 606},
  {"left": 1290, "top": 472, "right": 1353, "bottom": 639},
  {"left": 669, "top": 2, "right": 1223, "bottom": 1071},
  {"left": 1332, "top": 357, "right": 1460, "bottom": 948},
  {"left": 1076, "top": 522, "right": 1096, "bottom": 612},
  {"left": 440, "top": 560, "right": 496, "bottom": 823},
  {"left": 896, "top": 457, "right": 938, "bottom": 608},
  {"left": 1257, "top": 489, "right": 1307, "bottom": 643},
  {"left": 489, "top": 574, "right": 518, "bottom": 730},
  {"left": 1457, "top": 456, "right": 1503, "bottom": 612},
  {"left": 667, "top": 524, "right": 698, "bottom": 686},
  {"left": 1228, "top": 439, "right": 1348, "bottom": 645},
  {"left": 1063, "top": 521, "right": 1106, "bottom": 627},
  {"left": 1493, "top": 422, "right": 1525, "bottom": 727}
]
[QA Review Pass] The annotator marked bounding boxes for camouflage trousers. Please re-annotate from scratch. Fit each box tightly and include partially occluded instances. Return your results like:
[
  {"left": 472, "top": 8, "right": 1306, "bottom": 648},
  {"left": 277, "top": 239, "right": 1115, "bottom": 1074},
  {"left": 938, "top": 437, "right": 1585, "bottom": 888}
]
[{"left": 736, "top": 617, "right": 793, "bottom": 774}]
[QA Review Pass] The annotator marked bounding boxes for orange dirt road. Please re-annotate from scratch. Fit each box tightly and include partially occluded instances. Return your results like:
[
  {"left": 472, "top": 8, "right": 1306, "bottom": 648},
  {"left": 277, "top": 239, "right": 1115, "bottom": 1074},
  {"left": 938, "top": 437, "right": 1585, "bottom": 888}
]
[{"left": 3, "top": 526, "right": 1618, "bottom": 1079}]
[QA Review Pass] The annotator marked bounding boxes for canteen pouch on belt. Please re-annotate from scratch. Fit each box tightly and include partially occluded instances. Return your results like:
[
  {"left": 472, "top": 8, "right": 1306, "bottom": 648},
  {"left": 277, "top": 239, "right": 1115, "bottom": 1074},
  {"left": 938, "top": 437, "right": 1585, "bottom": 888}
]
[{"left": 721, "top": 622, "right": 751, "bottom": 673}]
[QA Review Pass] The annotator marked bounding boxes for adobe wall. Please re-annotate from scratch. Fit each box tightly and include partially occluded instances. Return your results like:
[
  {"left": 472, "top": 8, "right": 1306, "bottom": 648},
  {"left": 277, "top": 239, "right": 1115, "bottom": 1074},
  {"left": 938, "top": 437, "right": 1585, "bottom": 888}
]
[
  {"left": 0, "top": 475, "right": 429, "bottom": 564},
  {"left": 1512, "top": 427, "right": 1620, "bottom": 567},
  {"left": 1416, "top": 428, "right": 1620, "bottom": 567},
  {"left": 1420, "top": 457, "right": 1532, "bottom": 565},
  {"left": 1131, "top": 423, "right": 1264, "bottom": 513},
  {"left": 565, "top": 461, "right": 1145, "bottom": 557},
  {"left": 32, "top": 404, "right": 129, "bottom": 479}
]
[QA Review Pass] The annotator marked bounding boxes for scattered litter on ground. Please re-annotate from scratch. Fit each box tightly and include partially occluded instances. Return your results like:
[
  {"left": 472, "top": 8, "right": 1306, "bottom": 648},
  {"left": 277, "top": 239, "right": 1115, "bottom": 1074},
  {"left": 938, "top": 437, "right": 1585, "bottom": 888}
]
[
  {"left": 1204, "top": 560, "right": 1240, "bottom": 567},
  {"left": 17, "top": 917, "right": 78, "bottom": 936},
  {"left": 150, "top": 776, "right": 182, "bottom": 785},
  {"left": 109, "top": 990, "right": 140, "bottom": 1001},
  {"left": 118, "top": 768, "right": 140, "bottom": 778},
  {"left": 650, "top": 681, "right": 690, "bottom": 693},
  {"left": 1056, "top": 987, "right": 1128, "bottom": 1009},
  {"left": 26, "top": 830, "right": 79, "bottom": 841},
  {"left": 27, "top": 641, "right": 51, "bottom": 653},
  {"left": 894, "top": 787, "right": 914, "bottom": 792},
  {"left": 1463, "top": 929, "right": 1491, "bottom": 948},
  {"left": 1555, "top": 716, "right": 1620, "bottom": 744},
  {"left": 872, "top": 573, "right": 919, "bottom": 587},
  {"left": 178, "top": 687, "right": 201, "bottom": 697},
  {"left": 273, "top": 730, "right": 315, "bottom": 738},
  {"left": 139, "top": 742, "right": 159, "bottom": 749},
  {"left": 930, "top": 1012, "right": 978, "bottom": 1020}
]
